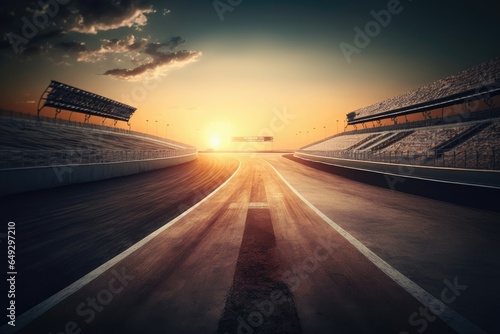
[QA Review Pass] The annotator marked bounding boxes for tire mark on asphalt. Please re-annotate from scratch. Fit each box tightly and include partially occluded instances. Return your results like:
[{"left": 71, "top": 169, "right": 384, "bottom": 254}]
[{"left": 218, "top": 169, "right": 302, "bottom": 334}]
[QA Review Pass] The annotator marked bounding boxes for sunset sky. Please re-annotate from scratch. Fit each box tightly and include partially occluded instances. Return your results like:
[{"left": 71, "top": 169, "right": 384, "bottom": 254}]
[{"left": 1, "top": 0, "right": 499, "bottom": 150}]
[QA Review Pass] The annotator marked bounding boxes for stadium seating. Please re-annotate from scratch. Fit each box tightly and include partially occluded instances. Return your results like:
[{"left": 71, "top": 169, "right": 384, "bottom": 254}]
[
  {"left": 0, "top": 113, "right": 194, "bottom": 169},
  {"left": 300, "top": 118, "right": 500, "bottom": 170},
  {"left": 303, "top": 133, "right": 374, "bottom": 151},
  {"left": 0, "top": 117, "right": 180, "bottom": 151},
  {"left": 349, "top": 57, "right": 500, "bottom": 124},
  {"left": 444, "top": 122, "right": 500, "bottom": 169},
  {"left": 378, "top": 125, "right": 471, "bottom": 154},
  {"left": 301, "top": 57, "right": 500, "bottom": 170}
]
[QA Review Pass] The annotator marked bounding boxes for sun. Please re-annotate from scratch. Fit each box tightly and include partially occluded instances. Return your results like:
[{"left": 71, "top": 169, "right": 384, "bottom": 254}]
[{"left": 209, "top": 134, "right": 221, "bottom": 149}]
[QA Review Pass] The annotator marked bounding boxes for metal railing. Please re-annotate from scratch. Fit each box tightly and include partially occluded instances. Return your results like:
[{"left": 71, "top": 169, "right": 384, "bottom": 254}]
[
  {"left": 0, "top": 148, "right": 197, "bottom": 170},
  {"left": 298, "top": 149, "right": 500, "bottom": 170}
]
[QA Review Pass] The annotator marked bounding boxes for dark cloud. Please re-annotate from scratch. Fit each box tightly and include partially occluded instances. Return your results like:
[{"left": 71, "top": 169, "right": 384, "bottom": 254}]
[
  {"left": 103, "top": 49, "right": 201, "bottom": 80},
  {"left": 1, "top": 28, "right": 66, "bottom": 55},
  {"left": 144, "top": 36, "right": 185, "bottom": 55},
  {"left": 21, "top": 44, "right": 48, "bottom": 57},
  {"left": 0, "top": 2, "right": 201, "bottom": 80},
  {"left": 55, "top": 41, "right": 87, "bottom": 53},
  {"left": 165, "top": 36, "right": 185, "bottom": 50},
  {"left": 1, "top": 0, "right": 154, "bottom": 55},
  {"left": 101, "top": 35, "right": 148, "bottom": 53},
  {"left": 75, "top": 35, "right": 148, "bottom": 63},
  {"left": 63, "top": 0, "right": 155, "bottom": 34}
]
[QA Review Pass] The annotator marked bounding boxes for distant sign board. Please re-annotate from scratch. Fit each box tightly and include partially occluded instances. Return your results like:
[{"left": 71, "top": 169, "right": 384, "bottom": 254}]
[{"left": 232, "top": 136, "right": 274, "bottom": 142}]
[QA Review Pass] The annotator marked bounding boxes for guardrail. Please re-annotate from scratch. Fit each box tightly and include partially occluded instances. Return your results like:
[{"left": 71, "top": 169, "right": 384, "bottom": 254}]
[
  {"left": 0, "top": 148, "right": 197, "bottom": 170},
  {"left": 298, "top": 149, "right": 500, "bottom": 170}
]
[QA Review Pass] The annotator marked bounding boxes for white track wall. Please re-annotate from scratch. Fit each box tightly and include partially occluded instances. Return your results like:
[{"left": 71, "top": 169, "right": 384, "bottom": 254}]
[
  {"left": 0, "top": 152, "right": 197, "bottom": 196},
  {"left": 294, "top": 151, "right": 500, "bottom": 188}
]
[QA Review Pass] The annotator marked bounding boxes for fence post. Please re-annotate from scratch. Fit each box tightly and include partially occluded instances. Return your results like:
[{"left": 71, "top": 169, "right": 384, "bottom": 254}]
[{"left": 493, "top": 149, "right": 496, "bottom": 170}]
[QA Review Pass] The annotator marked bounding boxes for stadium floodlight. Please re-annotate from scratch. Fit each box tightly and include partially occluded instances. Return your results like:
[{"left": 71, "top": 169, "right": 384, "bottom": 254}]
[
  {"left": 347, "top": 57, "right": 500, "bottom": 125},
  {"left": 37, "top": 80, "right": 137, "bottom": 122}
]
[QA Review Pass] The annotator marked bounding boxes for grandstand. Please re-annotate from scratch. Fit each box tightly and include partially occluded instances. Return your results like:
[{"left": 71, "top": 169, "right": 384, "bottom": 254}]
[
  {"left": 298, "top": 57, "right": 500, "bottom": 172},
  {"left": 347, "top": 57, "right": 500, "bottom": 125},
  {"left": 0, "top": 109, "right": 195, "bottom": 169},
  {"left": 0, "top": 81, "right": 197, "bottom": 195},
  {"left": 1, "top": 80, "right": 195, "bottom": 170},
  {"left": 38, "top": 80, "right": 137, "bottom": 124}
]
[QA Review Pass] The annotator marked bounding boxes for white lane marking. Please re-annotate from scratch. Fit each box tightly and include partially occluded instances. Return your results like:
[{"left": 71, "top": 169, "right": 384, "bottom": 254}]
[
  {"left": 248, "top": 202, "right": 269, "bottom": 209},
  {"left": 1, "top": 159, "right": 242, "bottom": 334},
  {"left": 264, "top": 159, "right": 487, "bottom": 334}
]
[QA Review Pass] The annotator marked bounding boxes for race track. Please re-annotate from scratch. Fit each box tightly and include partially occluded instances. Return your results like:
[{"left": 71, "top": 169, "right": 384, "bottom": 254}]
[{"left": 1, "top": 153, "right": 499, "bottom": 334}]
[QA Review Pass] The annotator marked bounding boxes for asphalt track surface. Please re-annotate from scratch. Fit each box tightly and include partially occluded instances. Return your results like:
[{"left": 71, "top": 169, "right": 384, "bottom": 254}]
[
  {"left": 0, "top": 155, "right": 238, "bottom": 319},
  {"left": 1, "top": 153, "right": 499, "bottom": 334}
]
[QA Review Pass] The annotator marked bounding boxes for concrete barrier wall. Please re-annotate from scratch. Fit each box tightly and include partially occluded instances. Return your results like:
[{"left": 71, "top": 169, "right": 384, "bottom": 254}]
[
  {"left": 292, "top": 152, "right": 500, "bottom": 211},
  {"left": 295, "top": 152, "right": 500, "bottom": 188},
  {"left": 0, "top": 152, "right": 197, "bottom": 196}
]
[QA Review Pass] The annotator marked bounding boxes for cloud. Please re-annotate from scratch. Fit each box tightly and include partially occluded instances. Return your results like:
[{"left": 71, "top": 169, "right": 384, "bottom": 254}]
[
  {"left": 0, "top": 1, "right": 155, "bottom": 54},
  {"left": 0, "top": 2, "right": 202, "bottom": 81},
  {"left": 103, "top": 49, "right": 202, "bottom": 81},
  {"left": 101, "top": 35, "right": 148, "bottom": 53},
  {"left": 144, "top": 37, "right": 185, "bottom": 55},
  {"left": 75, "top": 35, "right": 147, "bottom": 63},
  {"left": 49, "top": 34, "right": 202, "bottom": 80},
  {"left": 55, "top": 41, "right": 87, "bottom": 53},
  {"left": 66, "top": 1, "right": 156, "bottom": 34}
]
